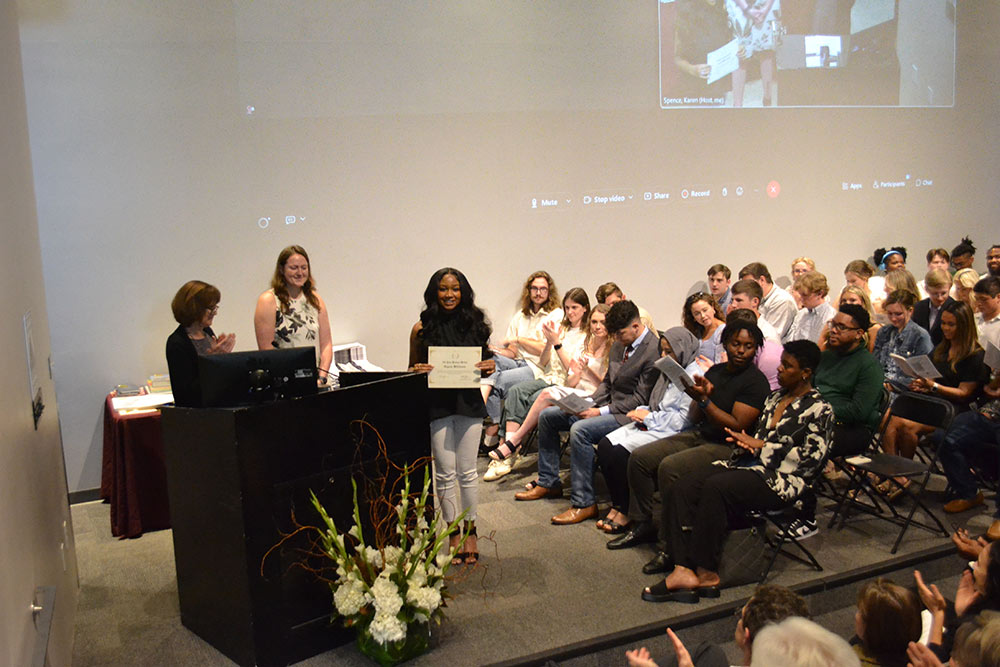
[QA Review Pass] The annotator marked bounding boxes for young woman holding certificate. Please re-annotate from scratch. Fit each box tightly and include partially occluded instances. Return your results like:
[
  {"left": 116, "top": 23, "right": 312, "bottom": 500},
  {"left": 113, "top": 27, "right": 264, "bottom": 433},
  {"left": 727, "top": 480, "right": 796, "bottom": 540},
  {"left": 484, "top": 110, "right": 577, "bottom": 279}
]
[{"left": 408, "top": 268, "right": 495, "bottom": 564}]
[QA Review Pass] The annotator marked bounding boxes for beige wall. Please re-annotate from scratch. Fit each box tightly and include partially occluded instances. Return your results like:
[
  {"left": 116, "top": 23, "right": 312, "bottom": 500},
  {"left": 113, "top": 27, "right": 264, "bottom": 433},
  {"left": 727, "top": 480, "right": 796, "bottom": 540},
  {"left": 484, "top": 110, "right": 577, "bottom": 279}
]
[{"left": 0, "top": 2, "right": 78, "bottom": 665}]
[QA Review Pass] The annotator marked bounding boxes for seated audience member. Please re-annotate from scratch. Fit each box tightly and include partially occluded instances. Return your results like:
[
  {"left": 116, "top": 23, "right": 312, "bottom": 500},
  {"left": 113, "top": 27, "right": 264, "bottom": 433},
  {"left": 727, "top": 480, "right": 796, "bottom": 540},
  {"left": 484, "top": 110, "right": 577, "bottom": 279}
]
[
  {"left": 750, "top": 617, "right": 861, "bottom": 667},
  {"left": 728, "top": 278, "right": 781, "bottom": 342},
  {"left": 794, "top": 304, "right": 884, "bottom": 537},
  {"left": 682, "top": 292, "right": 726, "bottom": 361},
  {"left": 912, "top": 269, "right": 955, "bottom": 345},
  {"left": 883, "top": 268, "right": 922, "bottom": 303},
  {"left": 883, "top": 301, "right": 983, "bottom": 480},
  {"left": 484, "top": 288, "right": 592, "bottom": 481},
  {"left": 914, "top": 540, "right": 1000, "bottom": 662},
  {"left": 986, "top": 244, "right": 1000, "bottom": 279},
  {"left": 596, "top": 281, "right": 656, "bottom": 333},
  {"left": 707, "top": 263, "right": 733, "bottom": 313},
  {"left": 595, "top": 328, "right": 701, "bottom": 533},
  {"left": 625, "top": 584, "right": 810, "bottom": 667},
  {"left": 907, "top": 610, "right": 1000, "bottom": 667},
  {"left": 515, "top": 301, "right": 659, "bottom": 526},
  {"left": 790, "top": 256, "right": 817, "bottom": 307},
  {"left": 874, "top": 246, "right": 908, "bottom": 274},
  {"left": 952, "top": 236, "right": 977, "bottom": 272},
  {"left": 820, "top": 285, "right": 881, "bottom": 352},
  {"left": 937, "top": 369, "right": 1000, "bottom": 522},
  {"left": 844, "top": 259, "right": 877, "bottom": 300},
  {"left": 787, "top": 271, "right": 836, "bottom": 343},
  {"left": 483, "top": 270, "right": 563, "bottom": 444},
  {"left": 739, "top": 262, "right": 798, "bottom": 341},
  {"left": 852, "top": 578, "right": 922, "bottom": 667},
  {"left": 641, "top": 340, "right": 833, "bottom": 603},
  {"left": 974, "top": 276, "right": 1000, "bottom": 347},
  {"left": 917, "top": 247, "right": 951, "bottom": 297},
  {"left": 609, "top": 321, "right": 769, "bottom": 570},
  {"left": 725, "top": 308, "right": 782, "bottom": 390},
  {"left": 873, "top": 290, "right": 933, "bottom": 392},
  {"left": 953, "top": 268, "right": 980, "bottom": 313},
  {"left": 166, "top": 280, "right": 236, "bottom": 407}
]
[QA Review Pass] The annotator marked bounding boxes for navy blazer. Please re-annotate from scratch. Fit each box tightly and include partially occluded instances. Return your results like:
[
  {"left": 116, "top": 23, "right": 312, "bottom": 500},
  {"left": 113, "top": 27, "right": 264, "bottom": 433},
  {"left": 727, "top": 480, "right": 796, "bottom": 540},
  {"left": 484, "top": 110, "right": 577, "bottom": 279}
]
[
  {"left": 588, "top": 326, "right": 661, "bottom": 424},
  {"left": 912, "top": 296, "right": 953, "bottom": 347}
]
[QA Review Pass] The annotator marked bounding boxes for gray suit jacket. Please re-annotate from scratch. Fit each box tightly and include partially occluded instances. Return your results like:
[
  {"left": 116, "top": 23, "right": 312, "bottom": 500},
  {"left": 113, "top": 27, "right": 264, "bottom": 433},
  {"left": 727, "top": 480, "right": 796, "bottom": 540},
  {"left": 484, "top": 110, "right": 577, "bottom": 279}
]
[{"left": 589, "top": 327, "right": 661, "bottom": 425}]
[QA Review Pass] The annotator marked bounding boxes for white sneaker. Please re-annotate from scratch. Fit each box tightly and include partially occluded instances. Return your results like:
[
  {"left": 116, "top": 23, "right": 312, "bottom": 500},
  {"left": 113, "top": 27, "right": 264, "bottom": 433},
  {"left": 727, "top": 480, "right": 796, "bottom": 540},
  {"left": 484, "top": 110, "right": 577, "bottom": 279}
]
[
  {"left": 483, "top": 457, "right": 513, "bottom": 481},
  {"left": 786, "top": 517, "right": 819, "bottom": 540}
]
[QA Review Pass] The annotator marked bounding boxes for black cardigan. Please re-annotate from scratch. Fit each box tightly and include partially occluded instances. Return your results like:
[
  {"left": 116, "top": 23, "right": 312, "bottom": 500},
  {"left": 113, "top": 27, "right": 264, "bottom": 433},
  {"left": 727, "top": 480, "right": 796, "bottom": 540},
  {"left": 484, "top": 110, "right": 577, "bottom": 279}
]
[{"left": 165, "top": 324, "right": 214, "bottom": 408}]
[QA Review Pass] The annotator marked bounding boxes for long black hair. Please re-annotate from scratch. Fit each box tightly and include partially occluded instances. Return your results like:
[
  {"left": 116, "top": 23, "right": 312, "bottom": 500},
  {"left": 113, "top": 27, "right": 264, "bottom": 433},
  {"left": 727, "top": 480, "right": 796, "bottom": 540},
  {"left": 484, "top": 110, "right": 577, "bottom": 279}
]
[{"left": 418, "top": 267, "right": 491, "bottom": 343}]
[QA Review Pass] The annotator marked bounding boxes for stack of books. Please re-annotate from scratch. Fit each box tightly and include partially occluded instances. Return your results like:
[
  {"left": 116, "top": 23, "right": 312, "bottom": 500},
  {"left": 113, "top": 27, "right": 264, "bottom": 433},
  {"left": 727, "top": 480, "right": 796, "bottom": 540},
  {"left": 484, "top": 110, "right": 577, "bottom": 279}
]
[{"left": 147, "top": 374, "right": 172, "bottom": 394}]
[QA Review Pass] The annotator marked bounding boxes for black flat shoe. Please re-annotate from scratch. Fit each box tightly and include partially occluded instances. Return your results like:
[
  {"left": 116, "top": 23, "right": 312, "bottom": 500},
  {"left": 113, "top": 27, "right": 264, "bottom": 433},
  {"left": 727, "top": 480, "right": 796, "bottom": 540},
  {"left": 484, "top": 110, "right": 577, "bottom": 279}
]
[
  {"left": 641, "top": 580, "right": 699, "bottom": 604},
  {"left": 607, "top": 521, "right": 655, "bottom": 550},
  {"left": 642, "top": 551, "right": 673, "bottom": 575},
  {"left": 697, "top": 586, "right": 720, "bottom": 598}
]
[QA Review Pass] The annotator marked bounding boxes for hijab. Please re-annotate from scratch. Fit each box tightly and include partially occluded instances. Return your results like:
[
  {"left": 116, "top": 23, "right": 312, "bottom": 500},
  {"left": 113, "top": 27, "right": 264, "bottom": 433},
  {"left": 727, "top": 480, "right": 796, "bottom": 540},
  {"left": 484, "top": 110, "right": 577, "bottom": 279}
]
[{"left": 662, "top": 327, "right": 700, "bottom": 369}]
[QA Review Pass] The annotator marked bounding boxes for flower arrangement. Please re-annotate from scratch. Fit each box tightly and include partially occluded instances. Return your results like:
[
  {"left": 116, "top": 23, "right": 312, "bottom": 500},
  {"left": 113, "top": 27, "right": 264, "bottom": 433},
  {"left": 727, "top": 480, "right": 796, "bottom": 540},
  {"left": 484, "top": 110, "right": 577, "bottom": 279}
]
[{"left": 310, "top": 464, "right": 468, "bottom": 665}]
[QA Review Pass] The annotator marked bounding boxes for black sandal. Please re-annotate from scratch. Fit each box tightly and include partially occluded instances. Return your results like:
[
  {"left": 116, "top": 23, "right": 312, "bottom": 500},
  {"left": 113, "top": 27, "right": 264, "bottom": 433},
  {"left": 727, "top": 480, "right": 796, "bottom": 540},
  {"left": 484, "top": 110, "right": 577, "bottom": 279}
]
[
  {"left": 641, "top": 580, "right": 699, "bottom": 604},
  {"left": 604, "top": 520, "right": 632, "bottom": 535},
  {"left": 462, "top": 525, "right": 479, "bottom": 565},
  {"left": 490, "top": 440, "right": 520, "bottom": 461}
]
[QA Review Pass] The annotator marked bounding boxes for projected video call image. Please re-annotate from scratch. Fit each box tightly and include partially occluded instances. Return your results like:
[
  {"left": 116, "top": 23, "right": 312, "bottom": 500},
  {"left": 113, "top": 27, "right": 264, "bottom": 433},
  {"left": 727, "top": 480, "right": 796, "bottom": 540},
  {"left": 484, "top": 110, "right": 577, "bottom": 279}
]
[{"left": 658, "top": 0, "right": 956, "bottom": 108}]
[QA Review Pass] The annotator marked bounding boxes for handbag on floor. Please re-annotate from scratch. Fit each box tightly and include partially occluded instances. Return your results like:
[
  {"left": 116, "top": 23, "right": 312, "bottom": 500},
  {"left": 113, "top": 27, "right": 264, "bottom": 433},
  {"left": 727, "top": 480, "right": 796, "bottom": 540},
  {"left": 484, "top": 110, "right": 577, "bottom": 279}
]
[{"left": 717, "top": 523, "right": 768, "bottom": 587}]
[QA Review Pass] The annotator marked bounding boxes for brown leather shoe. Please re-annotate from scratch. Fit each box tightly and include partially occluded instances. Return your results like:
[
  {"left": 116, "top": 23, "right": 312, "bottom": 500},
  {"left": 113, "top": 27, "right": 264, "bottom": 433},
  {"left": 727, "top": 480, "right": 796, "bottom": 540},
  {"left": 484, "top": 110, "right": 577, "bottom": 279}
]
[
  {"left": 514, "top": 484, "right": 562, "bottom": 501},
  {"left": 944, "top": 492, "right": 985, "bottom": 513},
  {"left": 987, "top": 520, "right": 1000, "bottom": 542},
  {"left": 551, "top": 505, "right": 597, "bottom": 525}
]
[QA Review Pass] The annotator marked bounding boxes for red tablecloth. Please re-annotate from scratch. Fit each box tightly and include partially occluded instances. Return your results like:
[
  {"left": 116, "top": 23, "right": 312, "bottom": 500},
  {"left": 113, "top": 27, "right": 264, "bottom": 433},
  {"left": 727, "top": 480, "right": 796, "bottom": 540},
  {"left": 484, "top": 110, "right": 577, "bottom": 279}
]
[{"left": 100, "top": 394, "right": 171, "bottom": 538}]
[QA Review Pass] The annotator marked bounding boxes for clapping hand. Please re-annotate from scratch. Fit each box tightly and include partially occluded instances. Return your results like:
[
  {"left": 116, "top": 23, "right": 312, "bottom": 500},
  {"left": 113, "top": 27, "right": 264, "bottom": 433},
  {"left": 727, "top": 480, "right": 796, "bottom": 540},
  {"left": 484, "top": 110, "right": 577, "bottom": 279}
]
[
  {"left": 906, "top": 641, "right": 943, "bottom": 667},
  {"left": 542, "top": 320, "right": 561, "bottom": 345},
  {"left": 208, "top": 332, "right": 236, "bottom": 354},
  {"left": 685, "top": 374, "right": 713, "bottom": 402},
  {"left": 955, "top": 567, "right": 982, "bottom": 616},
  {"left": 725, "top": 427, "right": 764, "bottom": 453},
  {"left": 914, "top": 570, "right": 946, "bottom": 614}
]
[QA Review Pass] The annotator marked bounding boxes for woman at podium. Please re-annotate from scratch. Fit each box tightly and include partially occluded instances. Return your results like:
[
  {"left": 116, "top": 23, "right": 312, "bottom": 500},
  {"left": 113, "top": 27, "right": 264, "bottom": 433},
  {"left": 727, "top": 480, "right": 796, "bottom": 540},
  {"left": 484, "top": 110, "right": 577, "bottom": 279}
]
[
  {"left": 408, "top": 268, "right": 495, "bottom": 564},
  {"left": 166, "top": 280, "right": 236, "bottom": 408}
]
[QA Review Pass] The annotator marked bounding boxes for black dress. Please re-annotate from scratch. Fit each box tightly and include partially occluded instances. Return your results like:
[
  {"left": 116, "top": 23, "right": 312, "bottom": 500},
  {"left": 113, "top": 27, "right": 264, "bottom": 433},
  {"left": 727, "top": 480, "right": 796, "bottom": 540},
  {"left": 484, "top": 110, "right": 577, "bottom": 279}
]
[
  {"left": 414, "top": 314, "right": 490, "bottom": 422},
  {"left": 165, "top": 324, "right": 214, "bottom": 408}
]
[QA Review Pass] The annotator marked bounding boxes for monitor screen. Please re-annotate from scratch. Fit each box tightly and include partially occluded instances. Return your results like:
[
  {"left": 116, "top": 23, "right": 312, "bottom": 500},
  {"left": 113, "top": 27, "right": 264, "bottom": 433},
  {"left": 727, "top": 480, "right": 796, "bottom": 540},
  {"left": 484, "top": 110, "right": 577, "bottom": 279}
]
[{"left": 197, "top": 347, "right": 318, "bottom": 408}]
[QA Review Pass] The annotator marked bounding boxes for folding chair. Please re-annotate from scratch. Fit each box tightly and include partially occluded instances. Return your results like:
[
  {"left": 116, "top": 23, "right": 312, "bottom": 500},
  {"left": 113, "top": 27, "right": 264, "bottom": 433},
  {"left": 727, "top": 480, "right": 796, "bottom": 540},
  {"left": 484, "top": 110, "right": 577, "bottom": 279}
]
[
  {"left": 828, "top": 391, "right": 954, "bottom": 553},
  {"left": 754, "top": 504, "right": 824, "bottom": 584}
]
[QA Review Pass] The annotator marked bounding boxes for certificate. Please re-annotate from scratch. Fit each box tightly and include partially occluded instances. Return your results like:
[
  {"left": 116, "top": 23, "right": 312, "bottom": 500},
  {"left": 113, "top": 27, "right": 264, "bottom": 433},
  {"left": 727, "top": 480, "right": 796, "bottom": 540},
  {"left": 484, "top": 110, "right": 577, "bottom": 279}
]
[
  {"left": 706, "top": 38, "right": 740, "bottom": 85},
  {"left": 427, "top": 346, "right": 482, "bottom": 389}
]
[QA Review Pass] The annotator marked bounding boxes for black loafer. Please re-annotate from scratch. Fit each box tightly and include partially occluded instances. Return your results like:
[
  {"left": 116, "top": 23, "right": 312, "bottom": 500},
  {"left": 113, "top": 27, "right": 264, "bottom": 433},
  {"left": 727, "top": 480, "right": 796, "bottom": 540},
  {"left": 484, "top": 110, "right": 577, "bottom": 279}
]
[
  {"left": 642, "top": 551, "right": 673, "bottom": 575},
  {"left": 606, "top": 521, "right": 656, "bottom": 550}
]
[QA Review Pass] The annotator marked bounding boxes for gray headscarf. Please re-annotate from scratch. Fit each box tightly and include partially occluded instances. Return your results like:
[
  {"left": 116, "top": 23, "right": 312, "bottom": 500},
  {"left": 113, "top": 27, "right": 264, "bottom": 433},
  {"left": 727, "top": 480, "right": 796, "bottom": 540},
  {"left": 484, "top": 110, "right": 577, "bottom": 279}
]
[{"left": 661, "top": 326, "right": 700, "bottom": 369}]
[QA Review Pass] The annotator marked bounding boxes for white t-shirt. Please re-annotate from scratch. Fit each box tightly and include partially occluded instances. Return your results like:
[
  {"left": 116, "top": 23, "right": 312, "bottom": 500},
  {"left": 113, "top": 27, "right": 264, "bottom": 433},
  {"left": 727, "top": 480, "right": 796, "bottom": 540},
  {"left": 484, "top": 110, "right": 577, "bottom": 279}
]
[{"left": 504, "top": 307, "right": 564, "bottom": 378}]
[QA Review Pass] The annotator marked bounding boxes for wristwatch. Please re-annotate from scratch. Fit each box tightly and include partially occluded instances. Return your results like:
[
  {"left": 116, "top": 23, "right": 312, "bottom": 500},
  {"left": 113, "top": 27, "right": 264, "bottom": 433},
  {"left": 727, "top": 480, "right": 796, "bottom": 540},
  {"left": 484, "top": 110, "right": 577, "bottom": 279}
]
[
  {"left": 554, "top": 343, "right": 562, "bottom": 350},
  {"left": 698, "top": 398, "right": 710, "bottom": 410}
]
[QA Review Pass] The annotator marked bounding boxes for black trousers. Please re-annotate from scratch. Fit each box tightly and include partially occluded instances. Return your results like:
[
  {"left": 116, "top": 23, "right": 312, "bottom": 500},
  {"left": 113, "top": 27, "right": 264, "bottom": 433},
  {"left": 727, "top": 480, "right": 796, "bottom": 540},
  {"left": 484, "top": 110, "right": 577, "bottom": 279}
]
[
  {"left": 595, "top": 437, "right": 631, "bottom": 514},
  {"left": 666, "top": 464, "right": 784, "bottom": 572}
]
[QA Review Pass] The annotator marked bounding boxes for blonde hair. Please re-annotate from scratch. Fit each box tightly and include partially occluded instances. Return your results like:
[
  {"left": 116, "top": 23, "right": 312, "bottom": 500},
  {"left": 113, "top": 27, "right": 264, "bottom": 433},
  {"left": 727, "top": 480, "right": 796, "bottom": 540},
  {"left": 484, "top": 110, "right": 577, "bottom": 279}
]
[
  {"left": 884, "top": 269, "right": 920, "bottom": 302},
  {"left": 794, "top": 271, "right": 829, "bottom": 297},
  {"left": 792, "top": 257, "right": 816, "bottom": 272},
  {"left": 924, "top": 268, "right": 953, "bottom": 289}
]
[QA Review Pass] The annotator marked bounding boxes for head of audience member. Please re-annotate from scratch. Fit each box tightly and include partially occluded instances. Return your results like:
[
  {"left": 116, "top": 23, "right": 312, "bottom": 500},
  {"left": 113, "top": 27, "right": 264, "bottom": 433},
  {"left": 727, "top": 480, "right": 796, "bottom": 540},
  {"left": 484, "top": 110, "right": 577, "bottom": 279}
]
[
  {"left": 750, "top": 616, "right": 860, "bottom": 667},
  {"left": 926, "top": 247, "right": 951, "bottom": 273},
  {"left": 791, "top": 257, "right": 816, "bottom": 281},
  {"left": 779, "top": 340, "right": 822, "bottom": 391},
  {"left": 739, "top": 263, "right": 775, "bottom": 297},
  {"left": 874, "top": 246, "right": 907, "bottom": 273},
  {"left": 951, "top": 611, "right": 1000, "bottom": 667},
  {"left": 989, "top": 245, "right": 1000, "bottom": 278},
  {"left": 682, "top": 292, "right": 724, "bottom": 338},
  {"left": 734, "top": 585, "right": 811, "bottom": 666},
  {"left": 883, "top": 290, "right": 919, "bottom": 332},
  {"left": 605, "top": 300, "right": 643, "bottom": 347},
  {"left": 974, "top": 277, "right": 1000, "bottom": 320},
  {"left": 707, "top": 263, "right": 732, "bottom": 301},
  {"left": 953, "top": 268, "right": 980, "bottom": 310},
  {"left": 661, "top": 327, "right": 701, "bottom": 370},
  {"left": 924, "top": 269, "right": 953, "bottom": 308},
  {"left": 721, "top": 319, "right": 763, "bottom": 370},
  {"left": 854, "top": 578, "right": 921, "bottom": 667},
  {"left": 952, "top": 237, "right": 977, "bottom": 271},
  {"left": 271, "top": 244, "right": 320, "bottom": 311},
  {"left": 519, "top": 270, "right": 559, "bottom": 316},
  {"left": 793, "top": 272, "right": 829, "bottom": 310},
  {"left": 420, "top": 267, "right": 490, "bottom": 336},
  {"left": 839, "top": 285, "right": 877, "bottom": 321},
  {"left": 560, "top": 287, "right": 591, "bottom": 332},
  {"left": 936, "top": 301, "right": 981, "bottom": 370},
  {"left": 828, "top": 305, "right": 871, "bottom": 353},
  {"left": 596, "top": 281, "right": 625, "bottom": 305},
  {"left": 171, "top": 280, "right": 221, "bottom": 331},
  {"left": 972, "top": 540, "right": 1000, "bottom": 608},
  {"left": 584, "top": 304, "right": 612, "bottom": 367},
  {"left": 730, "top": 278, "right": 765, "bottom": 314},
  {"left": 883, "top": 269, "right": 921, "bottom": 302},
  {"left": 844, "top": 260, "right": 875, "bottom": 293}
]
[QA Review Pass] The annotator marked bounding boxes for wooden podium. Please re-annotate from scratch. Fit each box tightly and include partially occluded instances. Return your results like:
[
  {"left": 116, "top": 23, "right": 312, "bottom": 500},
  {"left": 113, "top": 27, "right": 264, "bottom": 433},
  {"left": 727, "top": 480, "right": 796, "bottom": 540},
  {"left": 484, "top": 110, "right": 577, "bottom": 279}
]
[{"left": 160, "top": 372, "right": 430, "bottom": 667}]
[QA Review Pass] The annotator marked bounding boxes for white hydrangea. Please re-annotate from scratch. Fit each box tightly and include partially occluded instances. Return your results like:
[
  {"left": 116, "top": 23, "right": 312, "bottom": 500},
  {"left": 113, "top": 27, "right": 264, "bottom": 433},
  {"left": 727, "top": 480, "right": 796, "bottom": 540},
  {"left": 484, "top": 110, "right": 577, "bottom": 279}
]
[
  {"left": 406, "top": 585, "right": 441, "bottom": 613},
  {"left": 382, "top": 546, "right": 403, "bottom": 568},
  {"left": 368, "top": 610, "right": 407, "bottom": 644},
  {"left": 364, "top": 546, "right": 384, "bottom": 568},
  {"left": 371, "top": 575, "right": 403, "bottom": 616},
  {"left": 333, "top": 579, "right": 369, "bottom": 617},
  {"left": 409, "top": 563, "right": 427, "bottom": 588}
]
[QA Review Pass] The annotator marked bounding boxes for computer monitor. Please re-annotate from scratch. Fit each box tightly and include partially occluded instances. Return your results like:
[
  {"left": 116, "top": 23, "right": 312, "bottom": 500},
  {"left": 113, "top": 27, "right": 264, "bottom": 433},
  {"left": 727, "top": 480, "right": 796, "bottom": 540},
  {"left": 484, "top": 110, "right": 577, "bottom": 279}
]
[{"left": 197, "top": 346, "right": 318, "bottom": 407}]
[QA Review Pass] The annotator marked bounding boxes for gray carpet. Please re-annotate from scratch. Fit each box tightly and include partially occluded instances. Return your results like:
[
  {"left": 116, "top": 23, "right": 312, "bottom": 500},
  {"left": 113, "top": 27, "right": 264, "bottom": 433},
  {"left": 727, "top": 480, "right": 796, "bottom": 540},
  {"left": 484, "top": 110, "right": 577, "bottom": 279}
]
[{"left": 71, "top": 452, "right": 992, "bottom": 666}]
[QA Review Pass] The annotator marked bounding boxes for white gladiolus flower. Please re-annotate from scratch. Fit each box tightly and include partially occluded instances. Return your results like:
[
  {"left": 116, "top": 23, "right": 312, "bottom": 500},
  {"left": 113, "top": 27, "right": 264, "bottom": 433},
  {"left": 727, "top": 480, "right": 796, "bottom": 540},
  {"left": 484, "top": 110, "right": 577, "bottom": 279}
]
[
  {"left": 364, "top": 546, "right": 384, "bottom": 568},
  {"left": 436, "top": 550, "right": 451, "bottom": 568},
  {"left": 368, "top": 610, "right": 407, "bottom": 644},
  {"left": 347, "top": 525, "right": 360, "bottom": 540}
]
